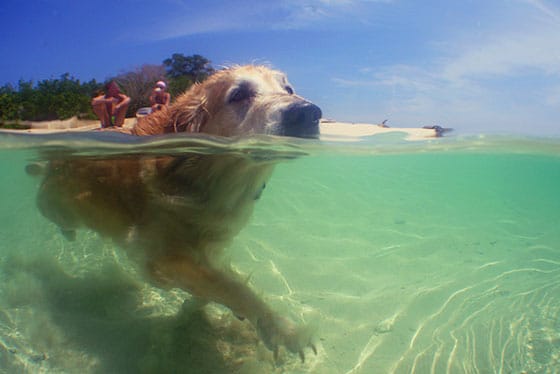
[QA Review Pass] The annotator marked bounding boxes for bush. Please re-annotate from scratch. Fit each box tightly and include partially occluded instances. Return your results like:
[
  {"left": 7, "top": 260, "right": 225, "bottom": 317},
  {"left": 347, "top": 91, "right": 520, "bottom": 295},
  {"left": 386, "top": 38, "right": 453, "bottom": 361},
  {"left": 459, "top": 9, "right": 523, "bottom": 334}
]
[
  {"left": 0, "top": 75, "right": 101, "bottom": 122},
  {"left": 0, "top": 92, "right": 20, "bottom": 123}
]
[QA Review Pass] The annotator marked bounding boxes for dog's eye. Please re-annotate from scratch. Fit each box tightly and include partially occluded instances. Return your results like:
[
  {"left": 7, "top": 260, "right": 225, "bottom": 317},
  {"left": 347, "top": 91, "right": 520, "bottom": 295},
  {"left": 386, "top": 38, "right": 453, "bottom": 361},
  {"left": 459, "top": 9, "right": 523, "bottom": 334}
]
[
  {"left": 285, "top": 86, "right": 294, "bottom": 95},
  {"left": 228, "top": 84, "right": 253, "bottom": 103},
  {"left": 229, "top": 89, "right": 249, "bottom": 103}
]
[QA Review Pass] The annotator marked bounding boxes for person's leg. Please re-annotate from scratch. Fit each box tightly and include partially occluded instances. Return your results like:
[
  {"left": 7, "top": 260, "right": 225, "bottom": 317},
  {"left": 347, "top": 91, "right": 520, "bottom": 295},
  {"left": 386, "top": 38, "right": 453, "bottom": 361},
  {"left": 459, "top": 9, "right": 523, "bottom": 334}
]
[
  {"left": 114, "top": 102, "right": 129, "bottom": 127},
  {"left": 92, "top": 102, "right": 111, "bottom": 127}
]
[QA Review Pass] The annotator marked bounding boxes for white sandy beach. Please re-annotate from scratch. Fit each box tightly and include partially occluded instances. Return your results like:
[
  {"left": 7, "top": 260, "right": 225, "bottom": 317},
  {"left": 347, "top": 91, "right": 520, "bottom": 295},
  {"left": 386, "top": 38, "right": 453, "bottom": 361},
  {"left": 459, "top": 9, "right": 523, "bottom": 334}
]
[{"left": 1, "top": 116, "right": 441, "bottom": 141}]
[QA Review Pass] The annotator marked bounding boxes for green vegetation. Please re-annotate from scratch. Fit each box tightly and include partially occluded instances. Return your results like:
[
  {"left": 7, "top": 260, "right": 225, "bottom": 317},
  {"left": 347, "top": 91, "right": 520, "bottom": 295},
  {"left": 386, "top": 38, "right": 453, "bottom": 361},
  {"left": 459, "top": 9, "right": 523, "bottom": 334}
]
[
  {"left": 0, "top": 53, "right": 215, "bottom": 126},
  {"left": 163, "top": 53, "right": 214, "bottom": 97},
  {"left": 0, "top": 74, "right": 101, "bottom": 125}
]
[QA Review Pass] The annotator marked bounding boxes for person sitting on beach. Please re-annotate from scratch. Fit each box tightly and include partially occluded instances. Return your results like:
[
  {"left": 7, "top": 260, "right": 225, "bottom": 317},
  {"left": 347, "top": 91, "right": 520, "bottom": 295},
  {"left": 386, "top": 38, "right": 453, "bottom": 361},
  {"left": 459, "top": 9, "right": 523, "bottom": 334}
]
[
  {"left": 91, "top": 81, "right": 130, "bottom": 128},
  {"left": 149, "top": 81, "right": 171, "bottom": 112}
]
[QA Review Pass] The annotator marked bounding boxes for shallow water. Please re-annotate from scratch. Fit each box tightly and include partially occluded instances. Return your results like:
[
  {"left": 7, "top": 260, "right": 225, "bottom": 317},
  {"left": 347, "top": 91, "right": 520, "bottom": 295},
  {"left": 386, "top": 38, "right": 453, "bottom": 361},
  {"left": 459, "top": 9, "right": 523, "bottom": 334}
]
[{"left": 0, "top": 131, "right": 559, "bottom": 373}]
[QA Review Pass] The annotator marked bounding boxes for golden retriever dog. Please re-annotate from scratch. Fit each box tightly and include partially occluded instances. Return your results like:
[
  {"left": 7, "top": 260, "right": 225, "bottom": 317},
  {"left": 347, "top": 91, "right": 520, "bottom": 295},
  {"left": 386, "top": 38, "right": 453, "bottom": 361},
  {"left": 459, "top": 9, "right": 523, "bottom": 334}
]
[{"left": 31, "top": 65, "right": 321, "bottom": 362}]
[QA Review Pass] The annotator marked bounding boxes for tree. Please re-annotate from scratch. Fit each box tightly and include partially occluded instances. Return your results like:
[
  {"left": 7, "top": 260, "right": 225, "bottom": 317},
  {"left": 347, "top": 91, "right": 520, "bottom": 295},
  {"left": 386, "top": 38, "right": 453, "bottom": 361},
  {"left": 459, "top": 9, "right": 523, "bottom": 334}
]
[
  {"left": 166, "top": 75, "right": 194, "bottom": 99},
  {"left": 112, "top": 64, "right": 167, "bottom": 117},
  {"left": 163, "top": 53, "right": 214, "bottom": 82},
  {"left": 17, "top": 79, "right": 39, "bottom": 120},
  {"left": 0, "top": 88, "right": 20, "bottom": 123},
  {"left": 161, "top": 53, "right": 215, "bottom": 99}
]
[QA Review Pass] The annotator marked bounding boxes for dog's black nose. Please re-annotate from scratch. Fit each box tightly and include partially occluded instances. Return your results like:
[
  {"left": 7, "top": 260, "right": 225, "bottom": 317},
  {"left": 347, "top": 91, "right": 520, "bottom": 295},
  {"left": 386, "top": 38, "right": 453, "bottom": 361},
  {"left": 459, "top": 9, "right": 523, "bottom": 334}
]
[{"left": 280, "top": 101, "right": 322, "bottom": 138}]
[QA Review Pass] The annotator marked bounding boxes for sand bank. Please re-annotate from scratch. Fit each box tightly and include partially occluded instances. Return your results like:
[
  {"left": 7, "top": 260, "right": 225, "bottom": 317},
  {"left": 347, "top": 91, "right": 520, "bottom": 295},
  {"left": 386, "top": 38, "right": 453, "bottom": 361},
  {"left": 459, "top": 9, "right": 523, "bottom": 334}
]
[
  {"left": 0, "top": 117, "right": 442, "bottom": 140},
  {"left": 319, "top": 121, "right": 440, "bottom": 141}
]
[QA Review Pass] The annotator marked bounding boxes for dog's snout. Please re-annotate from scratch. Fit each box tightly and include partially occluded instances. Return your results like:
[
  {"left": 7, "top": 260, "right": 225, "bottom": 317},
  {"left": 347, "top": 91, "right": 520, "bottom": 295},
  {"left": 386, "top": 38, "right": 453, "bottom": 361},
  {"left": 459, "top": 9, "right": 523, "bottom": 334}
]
[
  {"left": 283, "top": 102, "right": 322, "bottom": 126},
  {"left": 280, "top": 101, "right": 321, "bottom": 138}
]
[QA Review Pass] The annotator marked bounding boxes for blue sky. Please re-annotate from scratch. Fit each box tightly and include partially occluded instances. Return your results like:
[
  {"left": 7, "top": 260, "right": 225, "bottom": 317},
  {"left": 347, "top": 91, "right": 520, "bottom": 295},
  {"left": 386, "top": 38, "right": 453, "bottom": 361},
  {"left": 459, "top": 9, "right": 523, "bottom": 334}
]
[{"left": 2, "top": 0, "right": 560, "bottom": 135}]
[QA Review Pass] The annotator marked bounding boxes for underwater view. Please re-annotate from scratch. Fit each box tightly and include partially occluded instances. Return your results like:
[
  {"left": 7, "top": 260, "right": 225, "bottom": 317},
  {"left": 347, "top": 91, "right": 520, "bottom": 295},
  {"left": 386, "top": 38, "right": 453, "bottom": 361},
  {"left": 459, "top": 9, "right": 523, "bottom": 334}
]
[
  {"left": 0, "top": 131, "right": 559, "bottom": 373},
  {"left": 3, "top": 0, "right": 560, "bottom": 372}
]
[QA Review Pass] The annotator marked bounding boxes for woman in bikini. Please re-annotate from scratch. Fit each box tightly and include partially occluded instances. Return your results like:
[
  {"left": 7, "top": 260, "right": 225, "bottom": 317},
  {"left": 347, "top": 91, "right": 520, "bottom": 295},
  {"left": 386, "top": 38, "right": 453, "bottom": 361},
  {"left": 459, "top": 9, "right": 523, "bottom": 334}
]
[{"left": 91, "top": 81, "right": 131, "bottom": 128}]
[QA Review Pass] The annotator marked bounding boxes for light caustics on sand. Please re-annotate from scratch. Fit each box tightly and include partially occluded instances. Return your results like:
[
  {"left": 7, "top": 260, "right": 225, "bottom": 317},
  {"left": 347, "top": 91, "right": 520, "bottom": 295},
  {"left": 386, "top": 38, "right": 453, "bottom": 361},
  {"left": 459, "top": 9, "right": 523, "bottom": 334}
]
[
  {"left": 353, "top": 263, "right": 560, "bottom": 374},
  {"left": 1, "top": 134, "right": 560, "bottom": 373}
]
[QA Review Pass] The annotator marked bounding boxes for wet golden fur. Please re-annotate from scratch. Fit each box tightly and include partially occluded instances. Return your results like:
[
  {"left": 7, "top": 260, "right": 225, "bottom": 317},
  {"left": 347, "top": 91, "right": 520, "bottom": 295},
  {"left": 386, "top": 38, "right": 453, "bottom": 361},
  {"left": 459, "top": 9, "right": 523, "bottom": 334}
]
[
  {"left": 133, "top": 65, "right": 306, "bottom": 137},
  {"left": 32, "top": 65, "right": 318, "bottom": 362}
]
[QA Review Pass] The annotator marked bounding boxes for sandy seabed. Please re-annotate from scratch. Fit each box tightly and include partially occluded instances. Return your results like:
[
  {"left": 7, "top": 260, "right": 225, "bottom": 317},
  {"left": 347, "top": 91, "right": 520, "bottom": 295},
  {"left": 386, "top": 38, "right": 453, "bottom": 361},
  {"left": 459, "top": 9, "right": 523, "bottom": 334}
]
[{"left": 3, "top": 150, "right": 558, "bottom": 373}]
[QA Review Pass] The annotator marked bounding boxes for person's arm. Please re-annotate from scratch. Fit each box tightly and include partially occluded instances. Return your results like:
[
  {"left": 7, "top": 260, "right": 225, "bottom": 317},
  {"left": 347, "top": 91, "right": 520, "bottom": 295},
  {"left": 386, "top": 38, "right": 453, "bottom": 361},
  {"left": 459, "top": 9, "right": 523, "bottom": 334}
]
[
  {"left": 164, "top": 92, "right": 171, "bottom": 106},
  {"left": 91, "top": 94, "right": 108, "bottom": 106},
  {"left": 115, "top": 93, "right": 130, "bottom": 110},
  {"left": 150, "top": 93, "right": 157, "bottom": 106}
]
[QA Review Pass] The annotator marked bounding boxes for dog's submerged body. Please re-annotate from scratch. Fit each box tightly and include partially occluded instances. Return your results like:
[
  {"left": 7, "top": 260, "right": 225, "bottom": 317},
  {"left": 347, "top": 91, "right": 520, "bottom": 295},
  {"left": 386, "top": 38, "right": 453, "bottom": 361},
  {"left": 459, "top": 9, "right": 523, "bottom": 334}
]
[{"left": 32, "top": 66, "right": 321, "bottom": 360}]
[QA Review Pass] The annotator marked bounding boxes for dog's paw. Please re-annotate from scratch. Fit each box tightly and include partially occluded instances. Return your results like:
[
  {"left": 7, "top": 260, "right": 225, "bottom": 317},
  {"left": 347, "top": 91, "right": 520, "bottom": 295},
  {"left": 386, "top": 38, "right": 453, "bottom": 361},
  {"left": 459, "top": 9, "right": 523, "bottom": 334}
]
[{"left": 256, "top": 312, "right": 316, "bottom": 363}]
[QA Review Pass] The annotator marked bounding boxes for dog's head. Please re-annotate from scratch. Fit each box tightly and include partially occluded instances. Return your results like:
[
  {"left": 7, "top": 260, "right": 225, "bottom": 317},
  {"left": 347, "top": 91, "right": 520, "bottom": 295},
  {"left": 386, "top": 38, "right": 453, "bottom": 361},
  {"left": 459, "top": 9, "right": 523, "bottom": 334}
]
[{"left": 135, "top": 66, "right": 321, "bottom": 139}]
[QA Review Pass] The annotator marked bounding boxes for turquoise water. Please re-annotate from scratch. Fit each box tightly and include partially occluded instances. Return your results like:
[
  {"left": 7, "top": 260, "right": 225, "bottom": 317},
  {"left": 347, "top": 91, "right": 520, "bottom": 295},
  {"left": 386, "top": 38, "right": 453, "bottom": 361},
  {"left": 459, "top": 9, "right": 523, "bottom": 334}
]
[{"left": 0, "top": 131, "right": 559, "bottom": 373}]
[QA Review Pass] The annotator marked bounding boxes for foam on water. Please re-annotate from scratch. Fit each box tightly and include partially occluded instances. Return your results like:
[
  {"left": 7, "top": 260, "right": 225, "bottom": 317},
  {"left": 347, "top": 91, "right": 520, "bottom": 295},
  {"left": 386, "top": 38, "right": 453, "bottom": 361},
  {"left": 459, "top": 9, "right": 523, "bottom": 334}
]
[{"left": 0, "top": 131, "right": 559, "bottom": 373}]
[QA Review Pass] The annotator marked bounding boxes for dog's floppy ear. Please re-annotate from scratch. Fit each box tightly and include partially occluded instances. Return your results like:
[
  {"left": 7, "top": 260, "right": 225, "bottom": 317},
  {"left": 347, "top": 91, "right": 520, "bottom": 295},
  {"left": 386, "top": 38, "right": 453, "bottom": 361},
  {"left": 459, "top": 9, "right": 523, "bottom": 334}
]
[
  {"left": 169, "top": 73, "right": 234, "bottom": 134},
  {"left": 132, "top": 70, "right": 231, "bottom": 136},
  {"left": 168, "top": 85, "right": 209, "bottom": 133},
  {"left": 131, "top": 84, "right": 209, "bottom": 136}
]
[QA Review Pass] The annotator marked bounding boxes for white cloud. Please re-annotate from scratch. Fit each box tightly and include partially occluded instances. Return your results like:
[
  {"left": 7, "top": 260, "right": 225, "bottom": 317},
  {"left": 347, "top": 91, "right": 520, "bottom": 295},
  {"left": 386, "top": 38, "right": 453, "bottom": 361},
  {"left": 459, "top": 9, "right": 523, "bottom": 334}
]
[
  {"left": 424, "top": 0, "right": 560, "bottom": 82},
  {"left": 330, "top": 1, "right": 560, "bottom": 90},
  {"left": 544, "top": 85, "right": 560, "bottom": 106},
  {"left": 329, "top": 0, "right": 560, "bottom": 133},
  {"left": 521, "top": 0, "right": 560, "bottom": 22},
  {"left": 142, "top": 0, "right": 391, "bottom": 40},
  {"left": 149, "top": 2, "right": 270, "bottom": 40},
  {"left": 440, "top": 25, "right": 560, "bottom": 82}
]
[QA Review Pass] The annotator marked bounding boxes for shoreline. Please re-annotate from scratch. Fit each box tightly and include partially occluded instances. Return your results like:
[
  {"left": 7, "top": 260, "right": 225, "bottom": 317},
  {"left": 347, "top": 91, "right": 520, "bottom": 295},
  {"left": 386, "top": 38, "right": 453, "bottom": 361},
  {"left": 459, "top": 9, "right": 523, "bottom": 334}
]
[{"left": 0, "top": 117, "right": 442, "bottom": 141}]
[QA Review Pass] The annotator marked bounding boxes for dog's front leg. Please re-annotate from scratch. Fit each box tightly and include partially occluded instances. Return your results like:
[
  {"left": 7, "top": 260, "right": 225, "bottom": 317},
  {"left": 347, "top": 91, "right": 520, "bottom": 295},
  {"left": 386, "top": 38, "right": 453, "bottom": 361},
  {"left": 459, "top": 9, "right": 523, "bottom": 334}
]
[{"left": 148, "top": 253, "right": 316, "bottom": 361}]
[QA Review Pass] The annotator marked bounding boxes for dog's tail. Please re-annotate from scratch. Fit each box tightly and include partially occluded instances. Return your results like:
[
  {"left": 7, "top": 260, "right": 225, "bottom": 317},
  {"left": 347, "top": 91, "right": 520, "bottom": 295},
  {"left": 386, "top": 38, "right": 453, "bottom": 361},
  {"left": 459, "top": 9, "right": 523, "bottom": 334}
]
[{"left": 25, "top": 162, "right": 46, "bottom": 176}]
